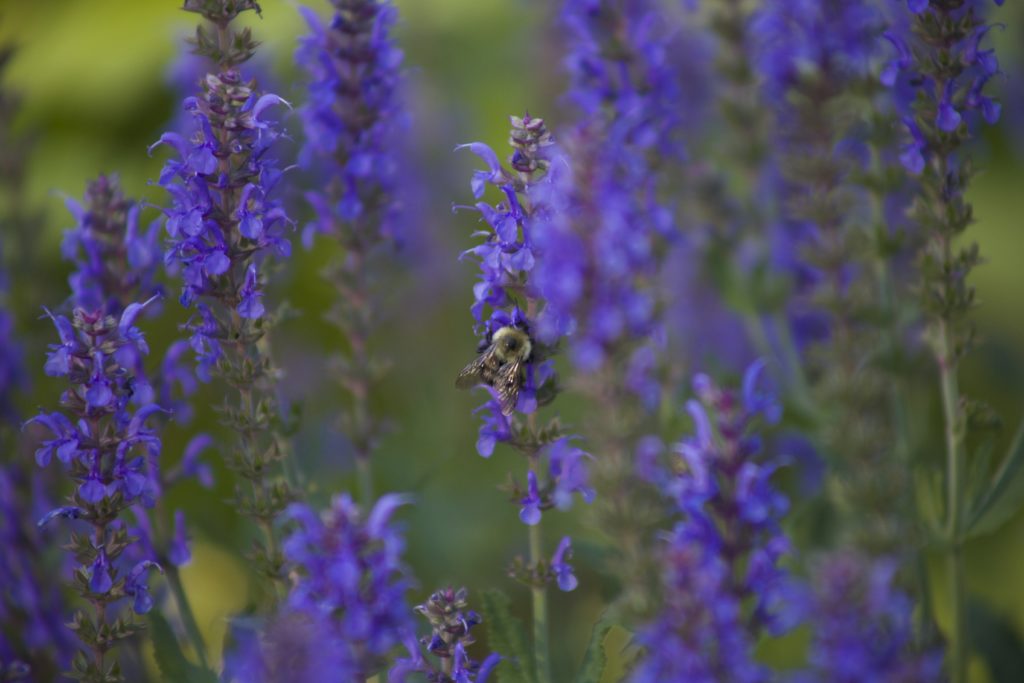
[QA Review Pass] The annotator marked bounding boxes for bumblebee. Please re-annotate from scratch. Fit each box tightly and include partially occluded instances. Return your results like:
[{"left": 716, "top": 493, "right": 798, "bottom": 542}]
[{"left": 455, "top": 325, "right": 533, "bottom": 415}]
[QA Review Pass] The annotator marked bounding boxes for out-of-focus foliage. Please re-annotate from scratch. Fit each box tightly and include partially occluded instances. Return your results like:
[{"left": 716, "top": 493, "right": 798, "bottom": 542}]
[{"left": 1, "top": 1, "right": 1023, "bottom": 681}]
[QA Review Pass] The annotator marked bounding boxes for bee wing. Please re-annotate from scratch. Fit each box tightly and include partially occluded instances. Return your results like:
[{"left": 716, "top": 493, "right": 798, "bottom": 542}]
[
  {"left": 496, "top": 360, "right": 522, "bottom": 415},
  {"left": 456, "top": 353, "right": 489, "bottom": 389}
]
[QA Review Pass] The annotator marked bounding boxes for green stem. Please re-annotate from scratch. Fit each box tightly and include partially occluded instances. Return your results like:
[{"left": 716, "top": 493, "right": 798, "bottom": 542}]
[
  {"left": 164, "top": 565, "right": 210, "bottom": 668},
  {"left": 529, "top": 517, "right": 551, "bottom": 683},
  {"left": 771, "top": 312, "right": 813, "bottom": 408},
  {"left": 356, "top": 455, "right": 373, "bottom": 510},
  {"left": 947, "top": 541, "right": 968, "bottom": 683},
  {"left": 939, "top": 320, "right": 967, "bottom": 683}
]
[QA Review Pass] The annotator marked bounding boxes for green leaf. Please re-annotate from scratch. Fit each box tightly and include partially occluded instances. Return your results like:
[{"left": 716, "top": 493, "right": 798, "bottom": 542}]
[
  {"left": 481, "top": 589, "right": 536, "bottom": 683},
  {"left": 149, "top": 612, "right": 218, "bottom": 683},
  {"left": 967, "top": 415, "right": 1024, "bottom": 539},
  {"left": 573, "top": 612, "right": 616, "bottom": 683},
  {"left": 969, "top": 598, "right": 1024, "bottom": 683}
]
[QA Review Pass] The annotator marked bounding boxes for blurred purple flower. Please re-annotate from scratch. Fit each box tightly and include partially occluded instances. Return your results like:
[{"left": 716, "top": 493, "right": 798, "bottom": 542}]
[
  {"left": 550, "top": 536, "right": 578, "bottom": 592},
  {"left": 296, "top": 0, "right": 407, "bottom": 246},
  {"left": 632, "top": 364, "right": 795, "bottom": 680},
  {"left": 793, "top": 552, "right": 943, "bottom": 683},
  {"left": 884, "top": 0, "right": 1003, "bottom": 173},
  {"left": 283, "top": 494, "right": 414, "bottom": 676}
]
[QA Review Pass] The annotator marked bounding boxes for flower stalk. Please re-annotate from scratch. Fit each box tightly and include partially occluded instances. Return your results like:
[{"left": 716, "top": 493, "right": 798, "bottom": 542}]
[
  {"left": 153, "top": 0, "right": 295, "bottom": 599},
  {"left": 295, "top": 0, "right": 407, "bottom": 509},
  {"left": 883, "top": 1, "right": 1004, "bottom": 676},
  {"left": 458, "top": 114, "right": 591, "bottom": 683}
]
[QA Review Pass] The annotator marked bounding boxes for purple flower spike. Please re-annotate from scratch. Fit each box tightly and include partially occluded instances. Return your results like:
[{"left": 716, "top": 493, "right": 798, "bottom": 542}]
[
  {"left": 283, "top": 494, "right": 413, "bottom": 676},
  {"left": 33, "top": 302, "right": 166, "bottom": 675},
  {"left": 886, "top": 0, "right": 1002, "bottom": 168},
  {"left": 632, "top": 367, "right": 793, "bottom": 680},
  {"left": 395, "top": 587, "right": 497, "bottom": 682}
]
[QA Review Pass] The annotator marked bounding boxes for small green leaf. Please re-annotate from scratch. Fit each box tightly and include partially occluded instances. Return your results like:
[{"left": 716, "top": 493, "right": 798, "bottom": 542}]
[
  {"left": 967, "top": 415, "right": 1024, "bottom": 539},
  {"left": 482, "top": 589, "right": 536, "bottom": 683},
  {"left": 149, "top": 613, "right": 218, "bottom": 683},
  {"left": 573, "top": 611, "right": 616, "bottom": 683}
]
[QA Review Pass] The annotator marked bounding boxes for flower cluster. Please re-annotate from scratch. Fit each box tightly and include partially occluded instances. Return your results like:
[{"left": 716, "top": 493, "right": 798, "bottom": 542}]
[
  {"left": 882, "top": 4, "right": 1004, "bottom": 678},
  {"left": 458, "top": 113, "right": 590, "bottom": 682},
  {"left": 458, "top": 115, "right": 560, "bottom": 442},
  {"left": 886, "top": 0, "right": 1003, "bottom": 174},
  {"left": 152, "top": 68, "right": 290, "bottom": 323},
  {"left": 391, "top": 587, "right": 501, "bottom": 683},
  {"left": 281, "top": 494, "right": 413, "bottom": 679},
  {"left": 297, "top": 0, "right": 406, "bottom": 247},
  {"left": 794, "top": 552, "right": 943, "bottom": 683},
  {"left": 151, "top": 0, "right": 295, "bottom": 592},
  {"left": 533, "top": 0, "right": 684, "bottom": 372},
  {"left": 459, "top": 115, "right": 594, "bottom": 522},
  {"left": 63, "top": 175, "right": 199, "bottom": 411},
  {"left": 62, "top": 174, "right": 163, "bottom": 316},
  {"left": 749, "top": 0, "right": 919, "bottom": 556},
  {"left": 753, "top": 0, "right": 881, "bottom": 102},
  {"left": 516, "top": 438, "right": 594, "bottom": 528},
  {"left": 882, "top": 0, "right": 1003, "bottom": 355},
  {"left": 61, "top": 174, "right": 209, "bottom": 572},
  {"left": 295, "top": 0, "right": 409, "bottom": 501},
  {"left": 632, "top": 362, "right": 793, "bottom": 680},
  {"left": 30, "top": 305, "right": 164, "bottom": 680}
]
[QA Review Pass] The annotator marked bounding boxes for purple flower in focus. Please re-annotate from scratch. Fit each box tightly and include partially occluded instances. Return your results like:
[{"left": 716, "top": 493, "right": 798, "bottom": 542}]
[
  {"left": 392, "top": 587, "right": 499, "bottom": 683},
  {"left": 457, "top": 115, "right": 561, "bottom": 443},
  {"left": 152, "top": 67, "right": 292, "bottom": 363},
  {"left": 29, "top": 306, "right": 164, "bottom": 678}
]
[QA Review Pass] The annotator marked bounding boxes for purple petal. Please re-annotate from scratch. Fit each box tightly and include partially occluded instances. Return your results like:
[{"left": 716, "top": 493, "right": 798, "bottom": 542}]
[{"left": 37, "top": 506, "right": 83, "bottom": 528}]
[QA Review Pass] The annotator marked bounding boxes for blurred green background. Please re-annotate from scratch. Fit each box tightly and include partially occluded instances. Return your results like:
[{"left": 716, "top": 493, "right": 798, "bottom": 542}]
[{"left": 1, "top": 1, "right": 1023, "bottom": 681}]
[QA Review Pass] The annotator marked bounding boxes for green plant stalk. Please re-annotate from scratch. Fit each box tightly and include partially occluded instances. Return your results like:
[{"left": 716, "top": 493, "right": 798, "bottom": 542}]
[
  {"left": 164, "top": 564, "right": 210, "bottom": 669},
  {"left": 866, "top": 145, "right": 935, "bottom": 637},
  {"left": 239, "top": 378, "right": 284, "bottom": 598},
  {"left": 356, "top": 455, "right": 373, "bottom": 511},
  {"left": 528, "top": 510, "right": 551, "bottom": 683},
  {"left": 938, "top": 320, "right": 967, "bottom": 683},
  {"left": 524, "top": 398, "right": 552, "bottom": 683}
]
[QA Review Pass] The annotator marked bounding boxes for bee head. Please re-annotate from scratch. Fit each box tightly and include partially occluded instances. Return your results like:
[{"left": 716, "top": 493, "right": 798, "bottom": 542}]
[{"left": 492, "top": 326, "right": 532, "bottom": 364}]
